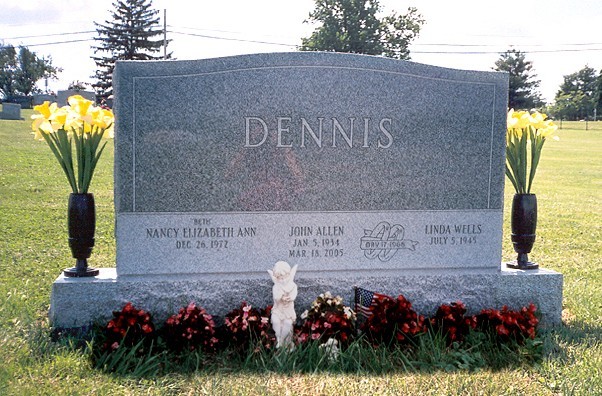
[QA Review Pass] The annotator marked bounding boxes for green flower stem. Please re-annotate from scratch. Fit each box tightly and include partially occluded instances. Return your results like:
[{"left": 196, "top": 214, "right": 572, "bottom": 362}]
[
  {"left": 42, "top": 132, "right": 77, "bottom": 193},
  {"left": 74, "top": 130, "right": 84, "bottom": 193},
  {"left": 519, "top": 129, "right": 528, "bottom": 194},
  {"left": 527, "top": 136, "right": 545, "bottom": 194},
  {"left": 39, "top": 128, "right": 109, "bottom": 194}
]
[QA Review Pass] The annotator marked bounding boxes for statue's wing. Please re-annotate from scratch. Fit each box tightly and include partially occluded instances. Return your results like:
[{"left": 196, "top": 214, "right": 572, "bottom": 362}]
[
  {"left": 290, "top": 264, "right": 298, "bottom": 280},
  {"left": 267, "top": 269, "right": 276, "bottom": 283}
]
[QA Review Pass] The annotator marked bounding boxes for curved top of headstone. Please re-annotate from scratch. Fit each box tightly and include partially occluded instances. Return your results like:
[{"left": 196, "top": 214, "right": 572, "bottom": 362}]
[
  {"left": 115, "top": 51, "right": 507, "bottom": 85},
  {"left": 114, "top": 51, "right": 508, "bottom": 214}
]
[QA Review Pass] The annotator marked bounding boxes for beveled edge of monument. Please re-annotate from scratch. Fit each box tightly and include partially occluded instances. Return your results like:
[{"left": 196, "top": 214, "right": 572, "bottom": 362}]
[{"left": 113, "top": 51, "right": 509, "bottom": 84}]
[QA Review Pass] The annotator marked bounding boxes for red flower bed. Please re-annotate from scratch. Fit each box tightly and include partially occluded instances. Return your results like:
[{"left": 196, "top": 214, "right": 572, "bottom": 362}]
[
  {"left": 223, "top": 302, "right": 275, "bottom": 352},
  {"left": 296, "top": 292, "right": 356, "bottom": 346},
  {"left": 162, "top": 302, "right": 218, "bottom": 353},
  {"left": 360, "top": 294, "right": 427, "bottom": 346},
  {"left": 431, "top": 301, "right": 477, "bottom": 344},
  {"left": 102, "top": 302, "right": 155, "bottom": 352},
  {"left": 96, "top": 297, "right": 540, "bottom": 360},
  {"left": 477, "top": 303, "right": 539, "bottom": 342}
]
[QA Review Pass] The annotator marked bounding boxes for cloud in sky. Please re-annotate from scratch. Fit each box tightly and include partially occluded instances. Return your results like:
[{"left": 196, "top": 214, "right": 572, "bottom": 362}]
[{"left": 1, "top": 0, "right": 601, "bottom": 103}]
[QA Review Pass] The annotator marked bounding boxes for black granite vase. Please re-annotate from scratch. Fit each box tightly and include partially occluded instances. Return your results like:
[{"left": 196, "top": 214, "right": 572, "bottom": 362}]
[
  {"left": 64, "top": 193, "right": 99, "bottom": 277},
  {"left": 507, "top": 193, "right": 539, "bottom": 270}
]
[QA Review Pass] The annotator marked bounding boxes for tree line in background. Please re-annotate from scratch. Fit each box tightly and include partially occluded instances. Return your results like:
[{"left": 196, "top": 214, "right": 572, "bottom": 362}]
[
  {"left": 494, "top": 49, "right": 602, "bottom": 120},
  {"left": 300, "top": 0, "right": 424, "bottom": 60},
  {"left": 1, "top": 0, "right": 601, "bottom": 121},
  {"left": 0, "top": 45, "right": 60, "bottom": 99}
]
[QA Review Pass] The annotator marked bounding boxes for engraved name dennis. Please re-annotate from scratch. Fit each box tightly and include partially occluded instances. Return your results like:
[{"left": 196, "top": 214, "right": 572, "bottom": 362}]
[{"left": 244, "top": 116, "right": 394, "bottom": 149}]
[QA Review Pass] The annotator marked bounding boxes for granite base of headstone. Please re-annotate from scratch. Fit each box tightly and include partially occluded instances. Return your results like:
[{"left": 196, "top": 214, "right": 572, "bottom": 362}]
[
  {"left": 49, "top": 52, "right": 563, "bottom": 329},
  {"left": 0, "top": 103, "right": 22, "bottom": 120},
  {"left": 49, "top": 265, "right": 562, "bottom": 328}
]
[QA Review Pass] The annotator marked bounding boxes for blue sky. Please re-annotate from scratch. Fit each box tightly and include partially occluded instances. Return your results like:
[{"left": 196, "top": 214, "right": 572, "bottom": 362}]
[{"left": 1, "top": 0, "right": 601, "bottom": 103}]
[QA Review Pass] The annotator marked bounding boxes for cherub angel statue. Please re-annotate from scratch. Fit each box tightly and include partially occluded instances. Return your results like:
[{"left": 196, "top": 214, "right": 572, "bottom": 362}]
[{"left": 268, "top": 261, "right": 298, "bottom": 349}]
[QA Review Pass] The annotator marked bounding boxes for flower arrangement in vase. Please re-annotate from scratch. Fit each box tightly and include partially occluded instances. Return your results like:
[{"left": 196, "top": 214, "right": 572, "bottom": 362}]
[
  {"left": 31, "top": 95, "right": 114, "bottom": 277},
  {"left": 505, "top": 110, "right": 557, "bottom": 269}
]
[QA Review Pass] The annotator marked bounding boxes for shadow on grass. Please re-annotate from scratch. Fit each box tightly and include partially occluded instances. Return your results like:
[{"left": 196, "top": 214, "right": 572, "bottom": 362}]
[{"left": 541, "top": 319, "right": 602, "bottom": 360}]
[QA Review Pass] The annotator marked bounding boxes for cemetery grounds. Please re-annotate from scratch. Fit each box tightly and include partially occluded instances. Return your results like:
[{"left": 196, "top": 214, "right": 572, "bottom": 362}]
[{"left": 0, "top": 112, "right": 600, "bottom": 395}]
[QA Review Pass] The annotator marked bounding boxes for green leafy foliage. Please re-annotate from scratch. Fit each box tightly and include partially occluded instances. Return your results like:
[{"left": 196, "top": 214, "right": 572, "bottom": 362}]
[
  {"left": 549, "top": 65, "right": 600, "bottom": 120},
  {"left": 300, "top": 0, "right": 424, "bottom": 60},
  {"left": 93, "top": 338, "right": 164, "bottom": 377},
  {"left": 0, "top": 45, "right": 60, "bottom": 99}
]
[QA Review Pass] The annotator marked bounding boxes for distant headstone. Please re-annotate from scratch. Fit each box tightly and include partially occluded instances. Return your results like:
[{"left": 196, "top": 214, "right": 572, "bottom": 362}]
[
  {"left": 49, "top": 53, "right": 563, "bottom": 328},
  {"left": 33, "top": 94, "right": 57, "bottom": 106},
  {"left": 57, "top": 90, "right": 96, "bottom": 106},
  {"left": 0, "top": 103, "right": 22, "bottom": 120},
  {"left": 5, "top": 95, "right": 32, "bottom": 109}
]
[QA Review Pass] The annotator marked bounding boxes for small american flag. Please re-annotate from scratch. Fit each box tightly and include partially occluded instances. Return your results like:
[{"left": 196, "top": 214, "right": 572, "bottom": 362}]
[{"left": 354, "top": 287, "right": 387, "bottom": 319}]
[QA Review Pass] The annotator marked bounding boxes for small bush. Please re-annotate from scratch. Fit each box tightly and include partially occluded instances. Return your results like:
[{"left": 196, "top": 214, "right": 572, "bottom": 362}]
[
  {"left": 101, "top": 302, "right": 155, "bottom": 353},
  {"left": 476, "top": 303, "right": 539, "bottom": 343},
  {"left": 430, "top": 301, "right": 477, "bottom": 345},
  {"left": 223, "top": 302, "right": 275, "bottom": 353},
  {"left": 162, "top": 302, "right": 218, "bottom": 353},
  {"left": 297, "top": 291, "right": 356, "bottom": 346},
  {"left": 360, "top": 294, "right": 427, "bottom": 347}
]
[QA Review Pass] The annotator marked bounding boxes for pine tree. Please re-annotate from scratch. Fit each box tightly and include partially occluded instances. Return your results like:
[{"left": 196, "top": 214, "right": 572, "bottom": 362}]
[
  {"left": 92, "top": 0, "right": 170, "bottom": 101},
  {"left": 494, "top": 49, "right": 543, "bottom": 110}
]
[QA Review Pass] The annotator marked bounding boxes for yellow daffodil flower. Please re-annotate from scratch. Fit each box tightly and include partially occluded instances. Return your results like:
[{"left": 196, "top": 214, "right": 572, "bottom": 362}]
[
  {"left": 31, "top": 95, "right": 114, "bottom": 193},
  {"left": 506, "top": 109, "right": 558, "bottom": 194},
  {"left": 68, "top": 95, "right": 94, "bottom": 118}
]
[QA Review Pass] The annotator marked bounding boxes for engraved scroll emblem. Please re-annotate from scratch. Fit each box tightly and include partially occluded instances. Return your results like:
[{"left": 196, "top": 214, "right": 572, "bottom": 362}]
[{"left": 360, "top": 221, "right": 419, "bottom": 262}]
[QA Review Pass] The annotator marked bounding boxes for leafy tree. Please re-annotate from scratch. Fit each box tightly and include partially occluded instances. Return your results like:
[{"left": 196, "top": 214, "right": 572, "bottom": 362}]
[
  {"left": 300, "top": 0, "right": 424, "bottom": 60},
  {"left": 0, "top": 45, "right": 60, "bottom": 99},
  {"left": 92, "top": 0, "right": 170, "bottom": 100},
  {"left": 550, "top": 92, "right": 587, "bottom": 121},
  {"left": 0, "top": 45, "right": 17, "bottom": 99},
  {"left": 550, "top": 65, "right": 599, "bottom": 120},
  {"left": 494, "top": 49, "right": 543, "bottom": 110},
  {"left": 597, "top": 71, "right": 602, "bottom": 119}
]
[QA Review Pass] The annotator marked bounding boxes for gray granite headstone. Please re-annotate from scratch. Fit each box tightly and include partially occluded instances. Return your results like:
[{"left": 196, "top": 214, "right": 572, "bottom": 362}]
[
  {"left": 113, "top": 52, "right": 508, "bottom": 277},
  {"left": 0, "top": 103, "right": 22, "bottom": 120},
  {"left": 33, "top": 94, "right": 57, "bottom": 105},
  {"left": 50, "top": 53, "right": 563, "bottom": 329},
  {"left": 57, "top": 90, "right": 96, "bottom": 106}
]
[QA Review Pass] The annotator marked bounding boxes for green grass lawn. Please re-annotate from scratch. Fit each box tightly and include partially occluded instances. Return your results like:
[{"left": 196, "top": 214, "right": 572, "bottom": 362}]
[{"left": 0, "top": 113, "right": 600, "bottom": 395}]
